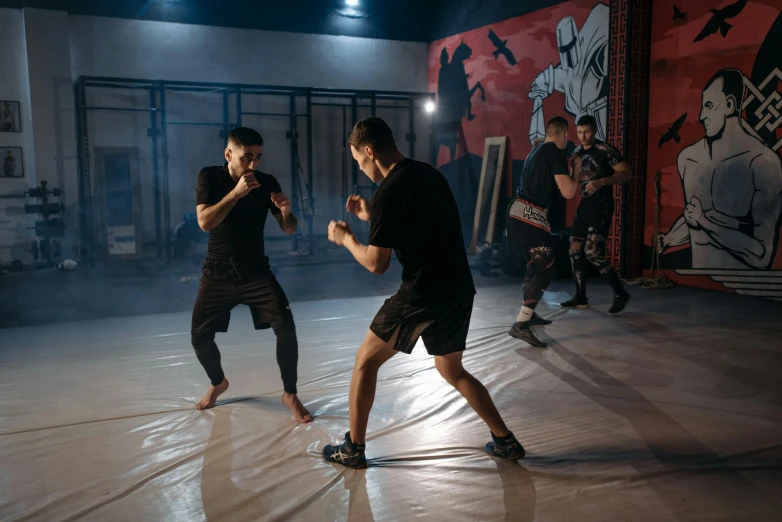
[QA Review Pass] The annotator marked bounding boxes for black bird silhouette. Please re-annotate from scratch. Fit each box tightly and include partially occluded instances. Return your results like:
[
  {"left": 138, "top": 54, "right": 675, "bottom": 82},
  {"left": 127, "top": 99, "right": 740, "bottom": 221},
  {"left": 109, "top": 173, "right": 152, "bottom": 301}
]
[
  {"left": 693, "top": 0, "right": 747, "bottom": 43},
  {"left": 658, "top": 113, "right": 688, "bottom": 148},
  {"left": 488, "top": 29, "right": 518, "bottom": 65},
  {"left": 673, "top": 5, "right": 687, "bottom": 20}
]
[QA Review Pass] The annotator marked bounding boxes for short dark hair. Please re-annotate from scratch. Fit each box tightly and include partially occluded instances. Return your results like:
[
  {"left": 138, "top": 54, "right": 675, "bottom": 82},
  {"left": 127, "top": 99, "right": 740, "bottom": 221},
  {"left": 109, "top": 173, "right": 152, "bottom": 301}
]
[
  {"left": 348, "top": 117, "right": 397, "bottom": 155},
  {"left": 705, "top": 68, "right": 745, "bottom": 115},
  {"left": 576, "top": 115, "right": 597, "bottom": 129},
  {"left": 228, "top": 127, "right": 263, "bottom": 148},
  {"left": 546, "top": 116, "right": 569, "bottom": 136}
]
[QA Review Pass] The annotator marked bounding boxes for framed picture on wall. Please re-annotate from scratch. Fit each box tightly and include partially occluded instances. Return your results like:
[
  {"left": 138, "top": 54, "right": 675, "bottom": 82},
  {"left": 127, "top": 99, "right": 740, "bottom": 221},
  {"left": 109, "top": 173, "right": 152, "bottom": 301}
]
[
  {"left": 0, "top": 147, "right": 23, "bottom": 177},
  {"left": 0, "top": 101, "right": 21, "bottom": 132}
]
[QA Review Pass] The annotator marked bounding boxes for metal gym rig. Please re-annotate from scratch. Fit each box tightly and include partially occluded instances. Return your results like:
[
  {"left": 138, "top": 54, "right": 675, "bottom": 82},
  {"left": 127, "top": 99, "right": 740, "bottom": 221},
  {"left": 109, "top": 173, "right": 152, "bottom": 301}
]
[{"left": 74, "top": 76, "right": 435, "bottom": 266}]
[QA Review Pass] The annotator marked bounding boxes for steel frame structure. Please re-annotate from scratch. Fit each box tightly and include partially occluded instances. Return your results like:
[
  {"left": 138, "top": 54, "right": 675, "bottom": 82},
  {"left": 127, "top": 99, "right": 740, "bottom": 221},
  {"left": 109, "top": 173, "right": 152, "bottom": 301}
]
[{"left": 74, "top": 76, "right": 434, "bottom": 264}]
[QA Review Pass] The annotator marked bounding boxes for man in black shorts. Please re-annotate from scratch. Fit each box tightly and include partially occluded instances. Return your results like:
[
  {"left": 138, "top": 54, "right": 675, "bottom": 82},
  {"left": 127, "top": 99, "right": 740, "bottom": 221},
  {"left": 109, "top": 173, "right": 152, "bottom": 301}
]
[
  {"left": 191, "top": 127, "right": 311, "bottom": 423},
  {"left": 562, "top": 115, "right": 632, "bottom": 313},
  {"left": 322, "top": 117, "right": 525, "bottom": 468},
  {"left": 507, "top": 117, "right": 579, "bottom": 347}
]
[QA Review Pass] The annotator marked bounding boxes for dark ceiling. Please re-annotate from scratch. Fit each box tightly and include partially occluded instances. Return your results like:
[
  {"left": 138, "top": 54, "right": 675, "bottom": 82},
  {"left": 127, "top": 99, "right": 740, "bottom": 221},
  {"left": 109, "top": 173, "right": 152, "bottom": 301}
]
[{"left": 0, "top": 0, "right": 567, "bottom": 42}]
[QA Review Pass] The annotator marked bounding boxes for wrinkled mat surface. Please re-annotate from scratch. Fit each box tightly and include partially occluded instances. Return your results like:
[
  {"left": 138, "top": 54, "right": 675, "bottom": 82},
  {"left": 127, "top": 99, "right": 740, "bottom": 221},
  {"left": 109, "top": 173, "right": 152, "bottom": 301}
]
[{"left": 1, "top": 285, "right": 781, "bottom": 521}]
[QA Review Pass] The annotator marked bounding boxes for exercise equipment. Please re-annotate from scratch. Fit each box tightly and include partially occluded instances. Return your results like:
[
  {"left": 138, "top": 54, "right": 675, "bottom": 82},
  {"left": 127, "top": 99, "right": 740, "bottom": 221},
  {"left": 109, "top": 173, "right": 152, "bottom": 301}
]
[{"left": 0, "top": 181, "right": 65, "bottom": 266}]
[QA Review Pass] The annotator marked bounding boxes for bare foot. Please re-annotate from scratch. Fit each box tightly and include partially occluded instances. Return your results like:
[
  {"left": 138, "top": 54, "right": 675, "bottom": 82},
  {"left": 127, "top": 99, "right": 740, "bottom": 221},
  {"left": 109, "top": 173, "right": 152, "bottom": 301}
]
[
  {"left": 282, "top": 393, "right": 313, "bottom": 423},
  {"left": 196, "top": 379, "right": 229, "bottom": 410}
]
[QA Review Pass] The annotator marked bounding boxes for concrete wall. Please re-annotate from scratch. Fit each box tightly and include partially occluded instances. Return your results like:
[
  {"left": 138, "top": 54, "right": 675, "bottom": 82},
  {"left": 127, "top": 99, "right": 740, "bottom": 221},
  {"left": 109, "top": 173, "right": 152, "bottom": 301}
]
[
  {"left": 67, "top": 15, "right": 432, "bottom": 255},
  {"left": 25, "top": 9, "right": 77, "bottom": 204},
  {"left": 69, "top": 16, "right": 429, "bottom": 91},
  {"left": 0, "top": 10, "right": 432, "bottom": 265},
  {"left": 23, "top": 8, "right": 81, "bottom": 260},
  {"left": 0, "top": 8, "right": 35, "bottom": 265},
  {"left": 68, "top": 15, "right": 432, "bottom": 256}
]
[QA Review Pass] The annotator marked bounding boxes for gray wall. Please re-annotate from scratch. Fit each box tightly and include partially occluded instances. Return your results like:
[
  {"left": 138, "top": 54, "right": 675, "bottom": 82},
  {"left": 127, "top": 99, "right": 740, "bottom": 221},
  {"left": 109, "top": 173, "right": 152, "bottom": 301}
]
[
  {"left": 0, "top": 8, "right": 36, "bottom": 266},
  {"left": 69, "top": 16, "right": 429, "bottom": 92},
  {"left": 1, "top": 10, "right": 432, "bottom": 264},
  {"left": 25, "top": 9, "right": 77, "bottom": 206}
]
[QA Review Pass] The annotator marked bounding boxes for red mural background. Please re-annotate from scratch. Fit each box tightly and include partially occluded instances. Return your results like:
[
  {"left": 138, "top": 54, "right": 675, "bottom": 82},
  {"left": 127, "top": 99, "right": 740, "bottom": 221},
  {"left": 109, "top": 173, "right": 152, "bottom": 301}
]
[
  {"left": 644, "top": 0, "right": 782, "bottom": 298},
  {"left": 427, "top": 0, "right": 605, "bottom": 226}
]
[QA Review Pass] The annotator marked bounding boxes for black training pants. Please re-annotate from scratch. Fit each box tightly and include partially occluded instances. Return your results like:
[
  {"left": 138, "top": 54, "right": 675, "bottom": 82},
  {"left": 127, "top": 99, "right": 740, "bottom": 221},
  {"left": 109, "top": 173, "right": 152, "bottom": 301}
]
[{"left": 191, "top": 258, "right": 298, "bottom": 394}]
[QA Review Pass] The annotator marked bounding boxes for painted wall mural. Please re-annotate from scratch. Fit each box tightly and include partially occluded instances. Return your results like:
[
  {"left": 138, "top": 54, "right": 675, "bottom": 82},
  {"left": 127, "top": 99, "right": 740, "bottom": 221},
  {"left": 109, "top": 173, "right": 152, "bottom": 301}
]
[
  {"left": 528, "top": 4, "right": 609, "bottom": 143},
  {"left": 428, "top": 0, "right": 606, "bottom": 236},
  {"left": 645, "top": 0, "right": 782, "bottom": 300}
]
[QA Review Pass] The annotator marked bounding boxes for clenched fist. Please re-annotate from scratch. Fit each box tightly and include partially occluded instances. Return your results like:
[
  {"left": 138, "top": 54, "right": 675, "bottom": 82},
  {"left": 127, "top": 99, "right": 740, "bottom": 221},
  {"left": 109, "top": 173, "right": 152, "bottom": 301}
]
[
  {"left": 232, "top": 173, "right": 260, "bottom": 198},
  {"left": 328, "top": 220, "right": 353, "bottom": 246},
  {"left": 271, "top": 192, "right": 291, "bottom": 212},
  {"left": 652, "top": 232, "right": 666, "bottom": 254},
  {"left": 345, "top": 194, "right": 370, "bottom": 222}
]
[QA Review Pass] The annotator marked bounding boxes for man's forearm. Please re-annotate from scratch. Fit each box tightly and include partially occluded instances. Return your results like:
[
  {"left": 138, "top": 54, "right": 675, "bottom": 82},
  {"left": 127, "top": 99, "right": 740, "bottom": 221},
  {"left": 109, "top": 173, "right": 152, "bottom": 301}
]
[
  {"left": 662, "top": 216, "right": 690, "bottom": 249},
  {"left": 703, "top": 209, "right": 742, "bottom": 231},
  {"left": 602, "top": 170, "right": 631, "bottom": 186},
  {"left": 198, "top": 192, "right": 239, "bottom": 231},
  {"left": 701, "top": 210, "right": 765, "bottom": 260},
  {"left": 704, "top": 226, "right": 765, "bottom": 263},
  {"left": 279, "top": 209, "right": 298, "bottom": 235},
  {"left": 664, "top": 215, "right": 690, "bottom": 249},
  {"left": 568, "top": 174, "right": 579, "bottom": 195},
  {"left": 344, "top": 235, "right": 374, "bottom": 272}
]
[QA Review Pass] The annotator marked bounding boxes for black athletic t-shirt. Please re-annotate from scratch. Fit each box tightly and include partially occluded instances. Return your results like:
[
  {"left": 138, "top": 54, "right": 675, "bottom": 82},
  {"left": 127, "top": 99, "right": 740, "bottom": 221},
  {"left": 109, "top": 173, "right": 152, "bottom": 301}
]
[
  {"left": 195, "top": 165, "right": 281, "bottom": 262},
  {"left": 517, "top": 142, "right": 569, "bottom": 208},
  {"left": 571, "top": 140, "right": 624, "bottom": 207},
  {"left": 368, "top": 158, "right": 476, "bottom": 305}
]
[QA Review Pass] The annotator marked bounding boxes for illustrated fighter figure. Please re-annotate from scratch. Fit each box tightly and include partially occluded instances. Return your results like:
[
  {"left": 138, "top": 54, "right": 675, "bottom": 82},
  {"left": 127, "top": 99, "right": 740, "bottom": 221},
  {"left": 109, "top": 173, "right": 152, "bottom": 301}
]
[
  {"left": 528, "top": 3, "right": 609, "bottom": 144},
  {"left": 656, "top": 69, "right": 782, "bottom": 269}
]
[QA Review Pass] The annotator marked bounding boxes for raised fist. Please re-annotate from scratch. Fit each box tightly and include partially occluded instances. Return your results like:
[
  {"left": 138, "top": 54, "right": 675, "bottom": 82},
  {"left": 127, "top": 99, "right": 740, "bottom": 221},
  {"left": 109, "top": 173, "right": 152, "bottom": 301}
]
[
  {"left": 271, "top": 192, "right": 291, "bottom": 212},
  {"left": 232, "top": 173, "right": 260, "bottom": 198},
  {"left": 345, "top": 194, "right": 370, "bottom": 222},
  {"left": 328, "top": 220, "right": 353, "bottom": 246}
]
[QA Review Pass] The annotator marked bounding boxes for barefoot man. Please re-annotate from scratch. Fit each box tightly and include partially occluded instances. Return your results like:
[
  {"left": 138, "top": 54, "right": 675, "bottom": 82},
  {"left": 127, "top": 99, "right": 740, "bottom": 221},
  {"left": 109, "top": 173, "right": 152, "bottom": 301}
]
[
  {"left": 190, "top": 127, "right": 311, "bottom": 422},
  {"left": 322, "top": 117, "right": 525, "bottom": 468}
]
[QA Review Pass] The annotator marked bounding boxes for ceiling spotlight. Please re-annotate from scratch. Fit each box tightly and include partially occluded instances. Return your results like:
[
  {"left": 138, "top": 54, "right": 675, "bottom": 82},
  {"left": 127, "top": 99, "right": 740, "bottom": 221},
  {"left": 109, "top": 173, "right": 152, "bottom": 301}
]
[
  {"left": 424, "top": 101, "right": 436, "bottom": 113},
  {"left": 346, "top": 0, "right": 358, "bottom": 6}
]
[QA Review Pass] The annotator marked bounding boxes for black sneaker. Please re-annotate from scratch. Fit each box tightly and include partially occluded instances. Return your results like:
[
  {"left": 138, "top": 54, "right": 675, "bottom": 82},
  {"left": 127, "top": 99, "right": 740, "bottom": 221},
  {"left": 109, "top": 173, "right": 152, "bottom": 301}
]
[
  {"left": 530, "top": 313, "right": 552, "bottom": 326},
  {"left": 485, "top": 432, "right": 526, "bottom": 461},
  {"left": 323, "top": 432, "right": 367, "bottom": 469},
  {"left": 508, "top": 322, "right": 547, "bottom": 347},
  {"left": 608, "top": 292, "right": 631, "bottom": 314},
  {"left": 560, "top": 296, "right": 589, "bottom": 308}
]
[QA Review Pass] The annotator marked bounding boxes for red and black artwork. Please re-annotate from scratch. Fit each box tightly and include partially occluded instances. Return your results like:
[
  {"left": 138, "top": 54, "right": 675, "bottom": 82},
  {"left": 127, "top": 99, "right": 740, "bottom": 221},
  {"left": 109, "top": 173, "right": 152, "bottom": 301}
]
[
  {"left": 645, "top": 0, "right": 782, "bottom": 299},
  {"left": 428, "top": 0, "right": 607, "bottom": 238}
]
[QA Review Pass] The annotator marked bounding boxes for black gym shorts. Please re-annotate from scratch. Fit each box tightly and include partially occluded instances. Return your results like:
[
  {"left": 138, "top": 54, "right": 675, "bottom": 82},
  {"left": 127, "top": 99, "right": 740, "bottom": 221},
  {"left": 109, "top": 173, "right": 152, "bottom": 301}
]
[
  {"left": 191, "top": 257, "right": 291, "bottom": 336},
  {"left": 370, "top": 293, "right": 474, "bottom": 356},
  {"left": 507, "top": 197, "right": 554, "bottom": 251},
  {"left": 571, "top": 198, "right": 614, "bottom": 239}
]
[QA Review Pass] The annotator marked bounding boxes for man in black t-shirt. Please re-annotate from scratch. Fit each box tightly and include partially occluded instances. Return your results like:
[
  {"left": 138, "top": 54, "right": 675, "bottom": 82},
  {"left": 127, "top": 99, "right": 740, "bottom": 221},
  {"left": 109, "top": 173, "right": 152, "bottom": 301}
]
[
  {"left": 190, "top": 127, "right": 311, "bottom": 423},
  {"left": 507, "top": 117, "right": 579, "bottom": 347},
  {"left": 322, "top": 118, "right": 525, "bottom": 468},
  {"left": 563, "top": 115, "right": 632, "bottom": 313}
]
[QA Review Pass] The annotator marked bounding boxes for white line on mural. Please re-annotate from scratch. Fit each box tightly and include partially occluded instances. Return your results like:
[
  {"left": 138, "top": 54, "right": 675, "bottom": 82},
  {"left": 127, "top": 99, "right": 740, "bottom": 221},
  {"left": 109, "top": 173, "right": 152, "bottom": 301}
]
[{"left": 676, "top": 269, "right": 782, "bottom": 299}]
